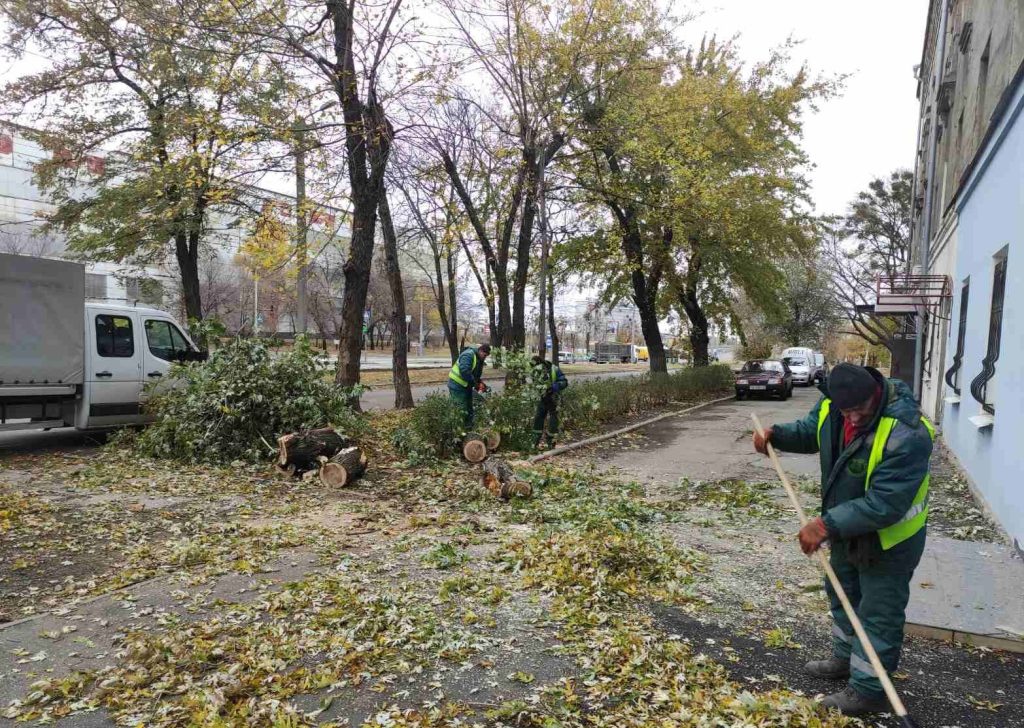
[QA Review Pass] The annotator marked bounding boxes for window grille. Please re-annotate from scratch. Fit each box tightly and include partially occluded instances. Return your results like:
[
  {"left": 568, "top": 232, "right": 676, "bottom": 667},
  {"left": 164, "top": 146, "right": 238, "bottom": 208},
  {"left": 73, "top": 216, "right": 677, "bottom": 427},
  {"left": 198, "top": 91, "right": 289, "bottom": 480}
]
[{"left": 969, "top": 256, "right": 1007, "bottom": 414}]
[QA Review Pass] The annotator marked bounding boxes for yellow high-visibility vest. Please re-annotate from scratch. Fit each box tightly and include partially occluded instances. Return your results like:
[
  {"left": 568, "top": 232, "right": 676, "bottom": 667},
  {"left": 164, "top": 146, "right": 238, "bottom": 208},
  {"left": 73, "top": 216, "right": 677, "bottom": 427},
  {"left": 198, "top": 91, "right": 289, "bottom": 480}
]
[
  {"left": 449, "top": 351, "right": 477, "bottom": 388},
  {"left": 816, "top": 398, "right": 935, "bottom": 550}
]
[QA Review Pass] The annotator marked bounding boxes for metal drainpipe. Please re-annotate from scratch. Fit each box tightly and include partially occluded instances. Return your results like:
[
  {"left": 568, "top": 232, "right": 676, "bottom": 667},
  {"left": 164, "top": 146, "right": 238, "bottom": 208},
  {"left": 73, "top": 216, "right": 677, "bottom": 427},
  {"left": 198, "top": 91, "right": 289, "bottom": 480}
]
[{"left": 915, "top": 0, "right": 950, "bottom": 400}]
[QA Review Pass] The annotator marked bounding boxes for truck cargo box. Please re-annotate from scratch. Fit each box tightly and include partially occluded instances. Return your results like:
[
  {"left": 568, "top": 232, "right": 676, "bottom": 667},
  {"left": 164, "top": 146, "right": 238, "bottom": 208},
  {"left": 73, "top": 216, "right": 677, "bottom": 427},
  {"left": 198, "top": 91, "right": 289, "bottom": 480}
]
[{"left": 0, "top": 253, "right": 85, "bottom": 387}]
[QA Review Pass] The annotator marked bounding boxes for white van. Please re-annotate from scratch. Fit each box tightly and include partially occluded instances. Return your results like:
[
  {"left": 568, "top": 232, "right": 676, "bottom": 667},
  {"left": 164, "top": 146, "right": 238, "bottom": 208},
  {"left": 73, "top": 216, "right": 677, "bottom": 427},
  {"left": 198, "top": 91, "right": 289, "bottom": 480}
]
[
  {"left": 1, "top": 254, "right": 202, "bottom": 432},
  {"left": 781, "top": 347, "right": 815, "bottom": 386}
]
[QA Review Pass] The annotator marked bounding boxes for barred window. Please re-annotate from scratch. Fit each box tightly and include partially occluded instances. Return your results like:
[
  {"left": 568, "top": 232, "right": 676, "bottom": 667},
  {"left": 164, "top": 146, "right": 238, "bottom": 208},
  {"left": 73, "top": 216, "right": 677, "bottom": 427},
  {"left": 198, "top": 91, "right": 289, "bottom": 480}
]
[
  {"left": 85, "top": 273, "right": 107, "bottom": 300},
  {"left": 944, "top": 280, "right": 969, "bottom": 394},
  {"left": 969, "top": 253, "right": 1007, "bottom": 414}
]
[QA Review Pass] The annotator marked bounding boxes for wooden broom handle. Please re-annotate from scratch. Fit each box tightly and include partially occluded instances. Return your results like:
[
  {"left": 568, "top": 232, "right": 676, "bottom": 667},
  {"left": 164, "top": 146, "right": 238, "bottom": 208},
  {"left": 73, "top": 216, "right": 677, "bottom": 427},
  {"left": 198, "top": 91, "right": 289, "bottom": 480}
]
[{"left": 751, "top": 413, "right": 911, "bottom": 719}]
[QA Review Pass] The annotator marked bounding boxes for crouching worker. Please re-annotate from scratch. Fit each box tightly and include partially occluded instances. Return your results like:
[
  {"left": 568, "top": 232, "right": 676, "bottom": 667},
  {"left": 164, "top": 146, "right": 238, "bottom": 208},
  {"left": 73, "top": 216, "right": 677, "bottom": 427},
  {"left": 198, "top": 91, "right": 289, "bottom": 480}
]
[
  {"left": 531, "top": 355, "right": 568, "bottom": 450},
  {"left": 752, "top": 363, "right": 934, "bottom": 717},
  {"left": 448, "top": 343, "right": 490, "bottom": 428}
]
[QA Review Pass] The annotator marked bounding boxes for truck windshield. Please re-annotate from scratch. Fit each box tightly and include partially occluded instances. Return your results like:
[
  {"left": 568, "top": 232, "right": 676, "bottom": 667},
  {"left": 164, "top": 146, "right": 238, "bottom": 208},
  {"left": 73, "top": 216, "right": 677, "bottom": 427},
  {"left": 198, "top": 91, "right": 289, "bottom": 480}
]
[{"left": 783, "top": 357, "right": 806, "bottom": 367}]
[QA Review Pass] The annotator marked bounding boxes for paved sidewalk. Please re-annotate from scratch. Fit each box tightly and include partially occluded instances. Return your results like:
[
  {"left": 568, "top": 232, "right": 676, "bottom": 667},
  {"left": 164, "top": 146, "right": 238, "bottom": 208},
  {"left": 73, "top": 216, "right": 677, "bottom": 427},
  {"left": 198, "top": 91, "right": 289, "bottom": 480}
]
[
  {"left": 907, "top": 535, "right": 1024, "bottom": 652},
  {"left": 571, "top": 387, "right": 1024, "bottom": 651}
]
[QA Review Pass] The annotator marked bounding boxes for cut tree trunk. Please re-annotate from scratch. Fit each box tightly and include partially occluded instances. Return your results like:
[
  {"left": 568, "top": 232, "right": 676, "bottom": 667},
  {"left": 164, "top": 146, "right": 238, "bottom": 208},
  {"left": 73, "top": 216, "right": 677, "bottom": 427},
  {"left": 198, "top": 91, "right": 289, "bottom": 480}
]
[
  {"left": 277, "top": 428, "right": 349, "bottom": 469},
  {"left": 485, "top": 430, "right": 501, "bottom": 452},
  {"left": 319, "top": 446, "right": 366, "bottom": 488},
  {"left": 462, "top": 432, "right": 488, "bottom": 463},
  {"left": 482, "top": 458, "right": 532, "bottom": 499}
]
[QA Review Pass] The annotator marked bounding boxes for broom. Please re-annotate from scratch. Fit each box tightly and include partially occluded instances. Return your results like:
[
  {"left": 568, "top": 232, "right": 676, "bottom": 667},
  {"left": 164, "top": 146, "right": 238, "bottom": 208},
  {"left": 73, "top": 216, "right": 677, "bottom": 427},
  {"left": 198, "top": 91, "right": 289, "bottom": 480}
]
[{"left": 752, "top": 413, "right": 921, "bottom": 728}]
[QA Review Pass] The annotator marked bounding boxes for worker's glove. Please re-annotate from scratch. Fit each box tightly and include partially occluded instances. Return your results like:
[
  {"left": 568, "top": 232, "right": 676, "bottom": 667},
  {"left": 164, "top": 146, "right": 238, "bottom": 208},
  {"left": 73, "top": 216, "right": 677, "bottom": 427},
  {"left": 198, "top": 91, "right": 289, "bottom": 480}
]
[
  {"left": 752, "top": 426, "right": 773, "bottom": 455},
  {"left": 798, "top": 517, "right": 829, "bottom": 555}
]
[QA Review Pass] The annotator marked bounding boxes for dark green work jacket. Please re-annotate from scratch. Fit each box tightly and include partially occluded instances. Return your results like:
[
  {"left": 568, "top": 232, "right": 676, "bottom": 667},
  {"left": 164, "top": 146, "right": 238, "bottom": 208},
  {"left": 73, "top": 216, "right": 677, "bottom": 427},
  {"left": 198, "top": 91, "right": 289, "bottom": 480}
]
[{"left": 771, "top": 369, "right": 934, "bottom": 553}]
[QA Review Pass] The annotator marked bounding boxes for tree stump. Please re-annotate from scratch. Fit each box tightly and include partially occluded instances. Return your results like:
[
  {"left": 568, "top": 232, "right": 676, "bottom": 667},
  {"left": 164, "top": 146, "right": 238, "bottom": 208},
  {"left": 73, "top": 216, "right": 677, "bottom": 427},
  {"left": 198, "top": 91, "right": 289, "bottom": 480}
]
[
  {"left": 277, "top": 427, "right": 349, "bottom": 469},
  {"left": 482, "top": 458, "right": 532, "bottom": 499},
  {"left": 462, "top": 432, "right": 488, "bottom": 463},
  {"left": 484, "top": 430, "right": 501, "bottom": 452},
  {"left": 319, "top": 446, "right": 366, "bottom": 487}
]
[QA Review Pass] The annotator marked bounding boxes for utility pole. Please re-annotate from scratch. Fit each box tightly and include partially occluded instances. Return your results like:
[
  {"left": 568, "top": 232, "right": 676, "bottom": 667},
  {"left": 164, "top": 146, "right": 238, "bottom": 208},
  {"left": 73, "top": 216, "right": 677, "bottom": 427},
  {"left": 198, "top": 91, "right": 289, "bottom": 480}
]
[
  {"left": 294, "top": 120, "right": 309, "bottom": 335},
  {"left": 253, "top": 274, "right": 260, "bottom": 335}
]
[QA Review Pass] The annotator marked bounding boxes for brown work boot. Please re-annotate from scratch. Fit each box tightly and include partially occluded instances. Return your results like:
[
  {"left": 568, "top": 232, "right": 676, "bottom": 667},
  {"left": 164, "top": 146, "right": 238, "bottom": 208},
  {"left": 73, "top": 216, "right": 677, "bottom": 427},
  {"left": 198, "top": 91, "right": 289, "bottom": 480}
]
[
  {"left": 804, "top": 657, "right": 850, "bottom": 679},
  {"left": 821, "top": 686, "right": 888, "bottom": 716}
]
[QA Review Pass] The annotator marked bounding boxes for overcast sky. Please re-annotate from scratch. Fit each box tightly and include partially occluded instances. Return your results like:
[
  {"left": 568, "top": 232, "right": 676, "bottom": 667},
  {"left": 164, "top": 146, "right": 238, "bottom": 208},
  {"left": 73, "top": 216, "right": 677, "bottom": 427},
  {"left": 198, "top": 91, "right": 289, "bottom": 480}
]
[{"left": 682, "top": 0, "right": 928, "bottom": 215}]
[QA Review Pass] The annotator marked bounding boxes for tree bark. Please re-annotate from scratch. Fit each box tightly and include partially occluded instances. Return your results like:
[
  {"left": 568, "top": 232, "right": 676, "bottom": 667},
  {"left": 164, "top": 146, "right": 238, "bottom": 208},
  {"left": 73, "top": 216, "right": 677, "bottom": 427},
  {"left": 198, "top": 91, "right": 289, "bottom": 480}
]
[
  {"left": 547, "top": 278, "right": 559, "bottom": 363},
  {"left": 278, "top": 427, "right": 349, "bottom": 469},
  {"left": 446, "top": 248, "right": 459, "bottom": 360},
  {"left": 328, "top": 0, "right": 393, "bottom": 405},
  {"left": 678, "top": 247, "right": 710, "bottom": 367},
  {"left": 175, "top": 231, "right": 203, "bottom": 323},
  {"left": 378, "top": 193, "right": 413, "bottom": 408}
]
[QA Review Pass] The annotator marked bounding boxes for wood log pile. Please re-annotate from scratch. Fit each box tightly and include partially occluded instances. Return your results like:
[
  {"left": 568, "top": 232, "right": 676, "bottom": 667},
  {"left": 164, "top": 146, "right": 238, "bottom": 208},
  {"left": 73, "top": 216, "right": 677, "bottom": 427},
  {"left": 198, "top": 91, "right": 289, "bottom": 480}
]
[
  {"left": 462, "top": 429, "right": 501, "bottom": 463},
  {"left": 481, "top": 457, "right": 531, "bottom": 499},
  {"left": 276, "top": 427, "right": 367, "bottom": 487}
]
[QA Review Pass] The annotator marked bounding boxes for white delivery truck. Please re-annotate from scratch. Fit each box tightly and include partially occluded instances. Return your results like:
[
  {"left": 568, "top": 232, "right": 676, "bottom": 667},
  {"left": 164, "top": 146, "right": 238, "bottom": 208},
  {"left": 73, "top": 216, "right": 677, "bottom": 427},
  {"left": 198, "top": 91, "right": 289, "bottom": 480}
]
[{"left": 0, "top": 253, "right": 203, "bottom": 432}]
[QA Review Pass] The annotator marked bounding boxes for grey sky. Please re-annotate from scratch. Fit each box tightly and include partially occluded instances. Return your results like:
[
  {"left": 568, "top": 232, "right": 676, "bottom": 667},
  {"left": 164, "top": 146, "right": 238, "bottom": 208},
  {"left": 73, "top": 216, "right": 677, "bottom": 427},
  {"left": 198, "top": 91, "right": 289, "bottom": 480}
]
[{"left": 683, "top": 0, "right": 928, "bottom": 215}]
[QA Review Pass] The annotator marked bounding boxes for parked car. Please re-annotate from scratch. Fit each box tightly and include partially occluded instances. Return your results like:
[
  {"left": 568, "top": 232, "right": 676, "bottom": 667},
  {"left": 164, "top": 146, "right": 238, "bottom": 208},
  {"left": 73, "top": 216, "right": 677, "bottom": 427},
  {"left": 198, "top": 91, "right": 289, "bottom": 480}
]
[
  {"left": 735, "top": 359, "right": 793, "bottom": 400},
  {"left": 558, "top": 350, "right": 575, "bottom": 364}
]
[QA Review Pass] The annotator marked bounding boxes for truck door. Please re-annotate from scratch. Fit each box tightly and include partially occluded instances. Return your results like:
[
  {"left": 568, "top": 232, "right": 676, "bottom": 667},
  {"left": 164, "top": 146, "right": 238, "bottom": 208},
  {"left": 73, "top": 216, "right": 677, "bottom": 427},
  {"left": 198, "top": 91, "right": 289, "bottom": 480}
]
[
  {"left": 86, "top": 310, "right": 144, "bottom": 426},
  {"left": 141, "top": 318, "right": 194, "bottom": 403}
]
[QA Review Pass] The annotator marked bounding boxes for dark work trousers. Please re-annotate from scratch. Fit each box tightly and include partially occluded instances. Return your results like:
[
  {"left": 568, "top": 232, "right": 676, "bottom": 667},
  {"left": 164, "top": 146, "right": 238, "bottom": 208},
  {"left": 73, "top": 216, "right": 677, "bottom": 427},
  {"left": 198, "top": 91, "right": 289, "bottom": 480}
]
[
  {"left": 826, "top": 529, "right": 926, "bottom": 698},
  {"left": 532, "top": 394, "right": 559, "bottom": 445}
]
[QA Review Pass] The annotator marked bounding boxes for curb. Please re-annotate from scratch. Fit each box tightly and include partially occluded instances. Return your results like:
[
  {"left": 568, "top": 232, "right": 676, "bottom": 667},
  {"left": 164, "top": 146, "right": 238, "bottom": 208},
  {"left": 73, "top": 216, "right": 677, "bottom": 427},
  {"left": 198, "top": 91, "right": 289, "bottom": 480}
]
[
  {"left": 906, "top": 622, "right": 1024, "bottom": 654},
  {"left": 528, "top": 393, "right": 735, "bottom": 464}
]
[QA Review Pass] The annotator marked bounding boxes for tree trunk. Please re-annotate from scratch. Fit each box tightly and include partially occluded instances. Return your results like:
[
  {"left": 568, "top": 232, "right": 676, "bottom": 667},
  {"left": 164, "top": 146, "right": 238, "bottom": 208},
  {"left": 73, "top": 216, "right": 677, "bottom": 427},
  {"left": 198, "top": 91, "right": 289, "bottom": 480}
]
[
  {"left": 482, "top": 457, "right": 532, "bottom": 499},
  {"left": 460, "top": 234, "right": 497, "bottom": 347},
  {"left": 277, "top": 427, "right": 349, "bottom": 469},
  {"left": 462, "top": 432, "right": 488, "bottom": 463},
  {"left": 319, "top": 446, "right": 366, "bottom": 487},
  {"left": 175, "top": 231, "right": 203, "bottom": 323},
  {"left": 548, "top": 278, "right": 559, "bottom": 363},
  {"left": 678, "top": 250, "right": 711, "bottom": 367},
  {"left": 379, "top": 193, "right": 413, "bottom": 408},
  {"left": 513, "top": 157, "right": 538, "bottom": 349},
  {"left": 334, "top": 189, "right": 376, "bottom": 397},
  {"left": 446, "top": 250, "right": 459, "bottom": 361}
]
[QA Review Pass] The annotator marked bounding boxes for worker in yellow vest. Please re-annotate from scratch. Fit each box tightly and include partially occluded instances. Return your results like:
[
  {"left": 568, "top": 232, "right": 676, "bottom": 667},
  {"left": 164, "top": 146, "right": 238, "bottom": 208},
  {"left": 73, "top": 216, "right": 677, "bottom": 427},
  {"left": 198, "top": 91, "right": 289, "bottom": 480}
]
[
  {"left": 753, "top": 363, "right": 935, "bottom": 717},
  {"left": 448, "top": 343, "right": 491, "bottom": 428}
]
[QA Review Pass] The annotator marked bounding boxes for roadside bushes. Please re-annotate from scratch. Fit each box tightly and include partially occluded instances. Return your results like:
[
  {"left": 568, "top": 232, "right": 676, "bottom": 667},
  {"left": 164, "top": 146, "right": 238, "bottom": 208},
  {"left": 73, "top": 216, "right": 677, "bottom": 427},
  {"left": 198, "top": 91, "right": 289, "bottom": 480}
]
[
  {"left": 394, "top": 362, "right": 734, "bottom": 461},
  {"left": 136, "top": 338, "right": 364, "bottom": 464},
  {"left": 558, "top": 364, "right": 734, "bottom": 431},
  {"left": 391, "top": 393, "right": 465, "bottom": 464}
]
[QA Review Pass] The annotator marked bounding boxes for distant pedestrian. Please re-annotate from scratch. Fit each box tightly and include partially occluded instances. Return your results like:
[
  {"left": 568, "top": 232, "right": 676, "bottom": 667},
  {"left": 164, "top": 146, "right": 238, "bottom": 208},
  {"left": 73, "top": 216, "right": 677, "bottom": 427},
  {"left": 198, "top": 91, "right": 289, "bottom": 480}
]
[
  {"left": 752, "top": 363, "right": 935, "bottom": 717},
  {"left": 448, "top": 343, "right": 490, "bottom": 428},
  {"left": 531, "top": 355, "right": 568, "bottom": 450}
]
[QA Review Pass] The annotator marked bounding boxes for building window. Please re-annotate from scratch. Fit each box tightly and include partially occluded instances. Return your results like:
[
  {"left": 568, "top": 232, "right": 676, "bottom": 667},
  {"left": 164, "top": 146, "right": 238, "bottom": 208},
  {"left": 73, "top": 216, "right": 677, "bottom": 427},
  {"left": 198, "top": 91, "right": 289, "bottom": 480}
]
[
  {"left": 977, "top": 34, "right": 991, "bottom": 130},
  {"left": 85, "top": 273, "right": 107, "bottom": 299},
  {"left": 969, "top": 251, "right": 1007, "bottom": 414},
  {"left": 944, "top": 280, "right": 969, "bottom": 394},
  {"left": 95, "top": 315, "right": 134, "bottom": 358},
  {"left": 125, "top": 276, "right": 164, "bottom": 306}
]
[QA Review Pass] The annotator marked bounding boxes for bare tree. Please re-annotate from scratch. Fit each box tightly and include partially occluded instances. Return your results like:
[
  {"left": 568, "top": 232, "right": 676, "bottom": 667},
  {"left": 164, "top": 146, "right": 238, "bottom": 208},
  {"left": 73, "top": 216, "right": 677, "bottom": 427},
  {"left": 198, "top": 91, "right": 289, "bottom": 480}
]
[{"left": 823, "top": 171, "right": 914, "bottom": 352}]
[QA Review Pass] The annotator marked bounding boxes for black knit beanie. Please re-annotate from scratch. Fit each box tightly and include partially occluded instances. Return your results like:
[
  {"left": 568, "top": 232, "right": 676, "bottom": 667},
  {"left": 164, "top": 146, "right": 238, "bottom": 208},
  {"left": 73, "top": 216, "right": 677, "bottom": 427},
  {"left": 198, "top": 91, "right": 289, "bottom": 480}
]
[{"left": 828, "top": 363, "right": 878, "bottom": 409}]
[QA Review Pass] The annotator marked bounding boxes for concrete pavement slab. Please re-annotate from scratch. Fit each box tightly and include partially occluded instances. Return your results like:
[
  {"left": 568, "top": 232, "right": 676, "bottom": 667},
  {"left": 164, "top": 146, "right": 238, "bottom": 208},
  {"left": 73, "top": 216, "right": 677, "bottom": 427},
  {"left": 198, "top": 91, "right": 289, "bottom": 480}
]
[{"left": 907, "top": 535, "right": 1024, "bottom": 651}]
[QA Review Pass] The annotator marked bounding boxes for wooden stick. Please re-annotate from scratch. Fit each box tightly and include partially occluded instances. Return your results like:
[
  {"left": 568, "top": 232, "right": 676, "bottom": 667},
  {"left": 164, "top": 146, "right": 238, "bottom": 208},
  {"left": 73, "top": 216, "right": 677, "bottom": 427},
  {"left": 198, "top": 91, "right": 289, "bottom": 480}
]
[{"left": 752, "top": 413, "right": 913, "bottom": 721}]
